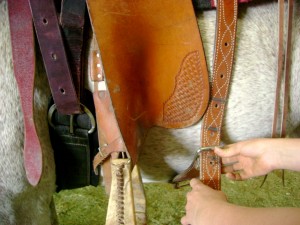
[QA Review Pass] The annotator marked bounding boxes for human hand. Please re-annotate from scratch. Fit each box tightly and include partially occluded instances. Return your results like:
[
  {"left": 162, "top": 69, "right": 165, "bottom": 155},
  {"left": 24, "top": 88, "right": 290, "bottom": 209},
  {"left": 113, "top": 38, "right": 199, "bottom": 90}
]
[
  {"left": 181, "top": 179, "right": 228, "bottom": 225},
  {"left": 215, "top": 138, "right": 275, "bottom": 180}
]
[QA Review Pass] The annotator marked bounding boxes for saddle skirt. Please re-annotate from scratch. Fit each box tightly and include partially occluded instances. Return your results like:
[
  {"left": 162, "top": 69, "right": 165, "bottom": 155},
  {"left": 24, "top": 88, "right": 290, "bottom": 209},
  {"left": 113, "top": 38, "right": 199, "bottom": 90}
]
[{"left": 86, "top": 0, "right": 210, "bottom": 164}]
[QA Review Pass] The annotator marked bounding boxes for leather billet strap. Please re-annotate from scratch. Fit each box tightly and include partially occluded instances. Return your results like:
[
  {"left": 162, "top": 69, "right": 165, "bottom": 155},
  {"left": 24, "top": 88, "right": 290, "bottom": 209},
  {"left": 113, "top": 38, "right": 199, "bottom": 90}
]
[
  {"left": 173, "top": 0, "right": 238, "bottom": 190},
  {"left": 28, "top": 0, "right": 81, "bottom": 115},
  {"left": 200, "top": 0, "right": 238, "bottom": 190},
  {"left": 7, "top": 0, "right": 42, "bottom": 186},
  {"left": 60, "top": 0, "right": 86, "bottom": 103}
]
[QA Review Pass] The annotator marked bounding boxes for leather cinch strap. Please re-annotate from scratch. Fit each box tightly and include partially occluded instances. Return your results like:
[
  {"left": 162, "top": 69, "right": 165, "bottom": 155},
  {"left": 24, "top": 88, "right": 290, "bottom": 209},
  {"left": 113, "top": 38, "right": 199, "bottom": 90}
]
[
  {"left": 28, "top": 0, "right": 81, "bottom": 115},
  {"left": 173, "top": 0, "right": 238, "bottom": 190},
  {"left": 7, "top": 0, "right": 42, "bottom": 186}
]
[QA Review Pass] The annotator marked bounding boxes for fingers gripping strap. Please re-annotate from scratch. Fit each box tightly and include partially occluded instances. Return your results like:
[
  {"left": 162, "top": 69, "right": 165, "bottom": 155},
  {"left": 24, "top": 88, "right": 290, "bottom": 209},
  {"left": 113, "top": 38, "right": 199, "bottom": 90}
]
[{"left": 200, "top": 0, "right": 238, "bottom": 190}]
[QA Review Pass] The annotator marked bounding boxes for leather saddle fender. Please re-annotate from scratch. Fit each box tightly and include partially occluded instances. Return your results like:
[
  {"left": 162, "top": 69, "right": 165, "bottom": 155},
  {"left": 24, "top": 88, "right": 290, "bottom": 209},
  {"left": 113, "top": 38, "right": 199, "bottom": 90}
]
[{"left": 87, "top": 0, "right": 210, "bottom": 164}]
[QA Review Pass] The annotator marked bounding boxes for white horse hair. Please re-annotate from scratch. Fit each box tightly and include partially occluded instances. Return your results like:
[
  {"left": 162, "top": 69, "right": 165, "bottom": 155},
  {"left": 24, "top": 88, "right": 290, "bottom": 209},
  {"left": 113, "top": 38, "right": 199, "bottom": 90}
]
[{"left": 1, "top": 0, "right": 300, "bottom": 223}]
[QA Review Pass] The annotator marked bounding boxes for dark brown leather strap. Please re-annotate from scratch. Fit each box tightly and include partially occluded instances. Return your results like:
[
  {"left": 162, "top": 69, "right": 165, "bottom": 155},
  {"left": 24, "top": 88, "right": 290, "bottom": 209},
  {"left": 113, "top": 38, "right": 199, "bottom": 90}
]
[
  {"left": 7, "top": 0, "right": 42, "bottom": 186},
  {"left": 28, "top": 0, "right": 81, "bottom": 115},
  {"left": 173, "top": 0, "right": 238, "bottom": 190},
  {"left": 60, "top": 0, "right": 86, "bottom": 102}
]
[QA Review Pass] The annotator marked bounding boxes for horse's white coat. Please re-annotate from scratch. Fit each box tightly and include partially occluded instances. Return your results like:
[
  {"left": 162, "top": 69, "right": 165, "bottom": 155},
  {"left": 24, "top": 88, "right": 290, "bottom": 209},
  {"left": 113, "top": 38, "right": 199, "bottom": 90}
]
[{"left": 0, "top": 0, "right": 300, "bottom": 223}]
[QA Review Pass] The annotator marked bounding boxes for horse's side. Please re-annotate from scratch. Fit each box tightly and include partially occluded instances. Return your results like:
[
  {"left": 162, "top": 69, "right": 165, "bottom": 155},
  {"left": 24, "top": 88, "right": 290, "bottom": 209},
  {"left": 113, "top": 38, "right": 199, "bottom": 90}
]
[{"left": 0, "top": 0, "right": 300, "bottom": 224}]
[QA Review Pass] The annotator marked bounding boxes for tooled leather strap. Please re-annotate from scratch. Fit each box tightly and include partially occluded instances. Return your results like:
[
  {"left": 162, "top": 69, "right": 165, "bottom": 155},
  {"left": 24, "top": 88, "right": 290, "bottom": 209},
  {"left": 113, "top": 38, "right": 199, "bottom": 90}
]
[
  {"left": 200, "top": 0, "right": 238, "bottom": 190},
  {"left": 173, "top": 0, "right": 238, "bottom": 190},
  {"left": 7, "top": 0, "right": 42, "bottom": 186},
  {"left": 28, "top": 0, "right": 81, "bottom": 115}
]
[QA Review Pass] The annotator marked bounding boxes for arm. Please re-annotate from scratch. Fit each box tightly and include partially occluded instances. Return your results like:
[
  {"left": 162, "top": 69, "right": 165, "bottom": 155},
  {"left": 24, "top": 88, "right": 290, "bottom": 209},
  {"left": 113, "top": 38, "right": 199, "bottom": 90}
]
[
  {"left": 181, "top": 179, "right": 300, "bottom": 225},
  {"left": 215, "top": 138, "right": 300, "bottom": 180}
]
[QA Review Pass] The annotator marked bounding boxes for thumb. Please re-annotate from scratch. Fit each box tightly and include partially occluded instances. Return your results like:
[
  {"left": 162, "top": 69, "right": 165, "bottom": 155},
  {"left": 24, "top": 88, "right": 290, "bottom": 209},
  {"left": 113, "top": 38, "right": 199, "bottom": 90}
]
[
  {"left": 214, "top": 145, "right": 239, "bottom": 158},
  {"left": 190, "top": 178, "right": 202, "bottom": 188}
]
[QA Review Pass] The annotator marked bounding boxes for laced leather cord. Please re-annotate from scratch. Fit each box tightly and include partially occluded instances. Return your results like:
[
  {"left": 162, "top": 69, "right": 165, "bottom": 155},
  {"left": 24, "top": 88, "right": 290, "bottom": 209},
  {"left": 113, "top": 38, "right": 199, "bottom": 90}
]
[{"left": 115, "top": 163, "right": 125, "bottom": 225}]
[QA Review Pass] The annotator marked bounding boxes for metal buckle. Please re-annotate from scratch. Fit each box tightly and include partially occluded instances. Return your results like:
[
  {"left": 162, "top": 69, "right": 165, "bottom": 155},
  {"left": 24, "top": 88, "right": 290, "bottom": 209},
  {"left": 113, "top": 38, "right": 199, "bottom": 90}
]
[
  {"left": 197, "top": 145, "right": 222, "bottom": 153},
  {"left": 48, "top": 103, "right": 96, "bottom": 134}
]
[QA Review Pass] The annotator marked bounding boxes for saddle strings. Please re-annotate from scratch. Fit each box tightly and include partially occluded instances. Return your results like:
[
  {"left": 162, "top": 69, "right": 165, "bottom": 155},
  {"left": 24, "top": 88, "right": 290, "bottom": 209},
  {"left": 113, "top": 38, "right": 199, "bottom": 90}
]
[
  {"left": 262, "top": 0, "right": 294, "bottom": 187},
  {"left": 116, "top": 163, "right": 126, "bottom": 225},
  {"left": 272, "top": 0, "right": 294, "bottom": 139},
  {"left": 272, "top": 0, "right": 285, "bottom": 139}
]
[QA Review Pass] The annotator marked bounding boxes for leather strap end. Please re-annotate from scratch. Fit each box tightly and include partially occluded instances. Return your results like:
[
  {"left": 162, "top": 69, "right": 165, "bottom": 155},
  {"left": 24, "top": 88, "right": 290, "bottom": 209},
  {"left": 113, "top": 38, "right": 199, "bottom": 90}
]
[{"left": 199, "top": 150, "right": 221, "bottom": 190}]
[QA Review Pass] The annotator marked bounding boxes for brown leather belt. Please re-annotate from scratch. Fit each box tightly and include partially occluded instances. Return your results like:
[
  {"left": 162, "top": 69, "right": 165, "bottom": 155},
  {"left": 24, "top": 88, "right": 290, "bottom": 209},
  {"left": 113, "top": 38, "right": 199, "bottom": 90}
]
[
  {"left": 173, "top": 0, "right": 238, "bottom": 190},
  {"left": 7, "top": 0, "right": 42, "bottom": 186},
  {"left": 28, "top": 0, "right": 81, "bottom": 115}
]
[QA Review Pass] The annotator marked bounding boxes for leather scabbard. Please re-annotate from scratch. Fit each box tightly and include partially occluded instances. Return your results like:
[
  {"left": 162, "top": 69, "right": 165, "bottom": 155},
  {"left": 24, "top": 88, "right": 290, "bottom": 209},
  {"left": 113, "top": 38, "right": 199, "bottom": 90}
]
[{"left": 7, "top": 0, "right": 42, "bottom": 186}]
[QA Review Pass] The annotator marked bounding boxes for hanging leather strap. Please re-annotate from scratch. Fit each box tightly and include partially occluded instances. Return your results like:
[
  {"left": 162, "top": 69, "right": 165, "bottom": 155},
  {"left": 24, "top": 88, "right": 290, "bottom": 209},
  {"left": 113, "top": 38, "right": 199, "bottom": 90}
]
[
  {"left": 7, "top": 0, "right": 42, "bottom": 186},
  {"left": 60, "top": 0, "right": 86, "bottom": 102},
  {"left": 272, "top": 0, "right": 294, "bottom": 139},
  {"left": 173, "top": 0, "right": 238, "bottom": 190},
  {"left": 199, "top": 0, "right": 238, "bottom": 190},
  {"left": 280, "top": 0, "right": 294, "bottom": 138},
  {"left": 88, "top": 38, "right": 129, "bottom": 193},
  {"left": 261, "top": 0, "right": 294, "bottom": 187},
  {"left": 28, "top": 0, "right": 81, "bottom": 115},
  {"left": 272, "top": 0, "right": 285, "bottom": 138}
]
